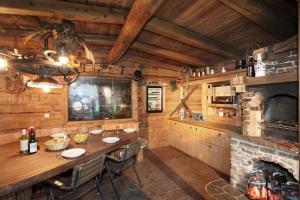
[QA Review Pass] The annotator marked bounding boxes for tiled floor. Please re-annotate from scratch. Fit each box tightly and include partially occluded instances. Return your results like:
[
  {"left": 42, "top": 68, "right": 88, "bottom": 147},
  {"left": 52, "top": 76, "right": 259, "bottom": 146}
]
[
  {"left": 123, "top": 146, "right": 247, "bottom": 200},
  {"left": 33, "top": 146, "right": 247, "bottom": 200}
]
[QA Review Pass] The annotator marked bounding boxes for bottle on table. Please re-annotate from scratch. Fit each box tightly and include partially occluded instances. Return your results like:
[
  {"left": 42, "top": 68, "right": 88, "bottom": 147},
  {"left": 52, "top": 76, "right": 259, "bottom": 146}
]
[
  {"left": 19, "top": 129, "right": 28, "bottom": 154},
  {"left": 28, "top": 127, "right": 38, "bottom": 154}
]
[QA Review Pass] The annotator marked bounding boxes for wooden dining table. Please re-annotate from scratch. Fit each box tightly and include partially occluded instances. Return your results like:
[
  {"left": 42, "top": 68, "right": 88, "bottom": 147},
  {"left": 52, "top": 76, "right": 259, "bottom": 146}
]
[{"left": 0, "top": 130, "right": 138, "bottom": 198}]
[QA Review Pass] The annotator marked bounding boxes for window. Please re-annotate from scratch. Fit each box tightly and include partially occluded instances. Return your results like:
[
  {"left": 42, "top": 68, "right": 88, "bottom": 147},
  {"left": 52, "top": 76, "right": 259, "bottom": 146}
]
[{"left": 68, "top": 77, "right": 132, "bottom": 121}]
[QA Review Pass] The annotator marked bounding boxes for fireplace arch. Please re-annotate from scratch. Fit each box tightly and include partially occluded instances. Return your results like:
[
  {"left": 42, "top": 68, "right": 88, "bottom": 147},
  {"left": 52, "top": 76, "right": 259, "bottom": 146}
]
[{"left": 263, "top": 94, "right": 297, "bottom": 122}]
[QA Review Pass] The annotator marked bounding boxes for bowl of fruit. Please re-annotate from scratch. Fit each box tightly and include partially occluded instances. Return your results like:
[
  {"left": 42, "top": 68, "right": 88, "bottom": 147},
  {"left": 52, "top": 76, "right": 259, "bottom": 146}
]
[{"left": 73, "top": 132, "right": 89, "bottom": 144}]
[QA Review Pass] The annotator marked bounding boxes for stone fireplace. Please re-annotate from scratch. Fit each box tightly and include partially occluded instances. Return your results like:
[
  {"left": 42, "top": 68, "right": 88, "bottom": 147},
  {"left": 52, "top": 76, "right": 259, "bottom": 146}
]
[
  {"left": 241, "top": 82, "right": 298, "bottom": 142},
  {"left": 231, "top": 82, "right": 299, "bottom": 198},
  {"left": 230, "top": 137, "right": 299, "bottom": 197}
]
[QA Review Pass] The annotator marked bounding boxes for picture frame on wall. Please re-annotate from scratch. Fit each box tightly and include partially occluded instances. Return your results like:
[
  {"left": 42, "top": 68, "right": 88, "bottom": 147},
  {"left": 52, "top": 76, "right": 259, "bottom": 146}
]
[{"left": 146, "top": 86, "right": 163, "bottom": 113}]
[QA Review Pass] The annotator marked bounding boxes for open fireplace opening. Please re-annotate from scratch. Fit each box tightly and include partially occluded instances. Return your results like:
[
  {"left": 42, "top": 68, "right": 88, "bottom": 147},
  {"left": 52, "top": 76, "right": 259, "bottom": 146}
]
[
  {"left": 246, "top": 82, "right": 299, "bottom": 143},
  {"left": 263, "top": 94, "right": 298, "bottom": 142},
  {"left": 247, "top": 160, "right": 299, "bottom": 200}
]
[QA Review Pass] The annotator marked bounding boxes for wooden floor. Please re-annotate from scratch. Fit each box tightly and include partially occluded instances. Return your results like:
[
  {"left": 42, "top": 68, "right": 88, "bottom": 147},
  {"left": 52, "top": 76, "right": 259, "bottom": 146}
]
[{"left": 33, "top": 146, "right": 247, "bottom": 200}]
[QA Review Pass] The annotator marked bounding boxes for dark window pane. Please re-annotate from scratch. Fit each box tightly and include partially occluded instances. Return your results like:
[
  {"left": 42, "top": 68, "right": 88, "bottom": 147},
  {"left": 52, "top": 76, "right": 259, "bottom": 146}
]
[{"left": 68, "top": 77, "right": 132, "bottom": 121}]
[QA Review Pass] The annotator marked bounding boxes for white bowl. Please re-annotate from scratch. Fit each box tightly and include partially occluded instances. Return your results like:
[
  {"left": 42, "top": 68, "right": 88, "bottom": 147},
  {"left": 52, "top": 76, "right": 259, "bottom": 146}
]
[
  {"left": 51, "top": 133, "right": 67, "bottom": 138},
  {"left": 89, "top": 129, "right": 104, "bottom": 135},
  {"left": 102, "top": 137, "right": 120, "bottom": 144},
  {"left": 123, "top": 128, "right": 136, "bottom": 133},
  {"left": 61, "top": 148, "right": 86, "bottom": 159}
]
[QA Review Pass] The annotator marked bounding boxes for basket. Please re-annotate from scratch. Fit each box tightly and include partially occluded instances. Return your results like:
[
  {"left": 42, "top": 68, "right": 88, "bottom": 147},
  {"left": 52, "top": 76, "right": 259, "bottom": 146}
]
[
  {"left": 73, "top": 133, "right": 89, "bottom": 144},
  {"left": 45, "top": 137, "right": 70, "bottom": 151}
]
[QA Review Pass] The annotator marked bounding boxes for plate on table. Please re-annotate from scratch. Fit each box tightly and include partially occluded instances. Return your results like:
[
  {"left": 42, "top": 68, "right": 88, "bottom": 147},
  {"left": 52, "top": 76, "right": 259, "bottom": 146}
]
[
  {"left": 51, "top": 133, "right": 67, "bottom": 138},
  {"left": 61, "top": 148, "right": 86, "bottom": 159},
  {"left": 102, "top": 137, "right": 120, "bottom": 144},
  {"left": 89, "top": 129, "right": 104, "bottom": 135},
  {"left": 123, "top": 128, "right": 136, "bottom": 133}
]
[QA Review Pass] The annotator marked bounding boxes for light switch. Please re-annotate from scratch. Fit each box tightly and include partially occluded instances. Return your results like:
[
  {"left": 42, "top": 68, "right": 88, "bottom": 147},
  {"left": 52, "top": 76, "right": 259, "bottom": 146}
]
[{"left": 44, "top": 113, "right": 50, "bottom": 118}]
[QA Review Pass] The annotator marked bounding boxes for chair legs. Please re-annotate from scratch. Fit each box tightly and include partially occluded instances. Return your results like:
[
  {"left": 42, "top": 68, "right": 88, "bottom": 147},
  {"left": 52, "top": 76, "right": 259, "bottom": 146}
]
[
  {"left": 47, "top": 184, "right": 54, "bottom": 200},
  {"left": 133, "top": 164, "right": 142, "bottom": 188},
  {"left": 105, "top": 162, "right": 120, "bottom": 200},
  {"left": 95, "top": 175, "right": 104, "bottom": 199}
]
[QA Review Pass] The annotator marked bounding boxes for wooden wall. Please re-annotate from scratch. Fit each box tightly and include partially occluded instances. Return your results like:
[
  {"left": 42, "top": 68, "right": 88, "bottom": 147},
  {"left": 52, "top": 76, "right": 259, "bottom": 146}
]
[{"left": 0, "top": 74, "right": 140, "bottom": 145}]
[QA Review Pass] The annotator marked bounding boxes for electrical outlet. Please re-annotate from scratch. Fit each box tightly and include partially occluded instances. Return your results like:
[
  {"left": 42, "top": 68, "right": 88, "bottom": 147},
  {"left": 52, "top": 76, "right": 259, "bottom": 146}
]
[{"left": 44, "top": 113, "right": 50, "bottom": 118}]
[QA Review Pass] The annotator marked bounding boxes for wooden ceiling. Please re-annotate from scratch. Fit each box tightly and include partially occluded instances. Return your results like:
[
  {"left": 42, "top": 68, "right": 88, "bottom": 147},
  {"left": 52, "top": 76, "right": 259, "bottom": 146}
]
[{"left": 0, "top": 0, "right": 297, "bottom": 72}]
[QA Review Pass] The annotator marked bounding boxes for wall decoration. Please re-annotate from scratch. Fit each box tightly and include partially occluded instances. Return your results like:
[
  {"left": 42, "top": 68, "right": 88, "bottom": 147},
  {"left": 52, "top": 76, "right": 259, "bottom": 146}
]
[{"left": 146, "top": 86, "right": 163, "bottom": 113}]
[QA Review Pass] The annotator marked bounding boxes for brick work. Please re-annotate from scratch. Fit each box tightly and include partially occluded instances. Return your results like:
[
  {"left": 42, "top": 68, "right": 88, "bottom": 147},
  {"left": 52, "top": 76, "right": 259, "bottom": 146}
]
[{"left": 230, "top": 138, "right": 299, "bottom": 193}]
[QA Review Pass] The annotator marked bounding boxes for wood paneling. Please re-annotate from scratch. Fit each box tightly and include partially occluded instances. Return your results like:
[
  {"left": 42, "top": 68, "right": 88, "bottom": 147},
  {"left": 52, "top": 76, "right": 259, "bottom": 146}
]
[
  {"left": 0, "top": 0, "right": 127, "bottom": 24},
  {"left": 218, "top": 0, "right": 297, "bottom": 40}
]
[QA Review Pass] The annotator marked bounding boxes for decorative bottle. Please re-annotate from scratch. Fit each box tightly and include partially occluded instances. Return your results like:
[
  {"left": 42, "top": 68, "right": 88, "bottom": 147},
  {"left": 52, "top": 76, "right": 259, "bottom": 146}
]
[
  {"left": 19, "top": 129, "right": 28, "bottom": 154},
  {"left": 254, "top": 53, "right": 266, "bottom": 77},
  {"left": 28, "top": 127, "right": 38, "bottom": 154}
]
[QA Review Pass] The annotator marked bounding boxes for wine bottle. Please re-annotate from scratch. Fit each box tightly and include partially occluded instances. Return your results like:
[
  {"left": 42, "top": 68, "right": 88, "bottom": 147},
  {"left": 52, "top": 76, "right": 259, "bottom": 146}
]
[
  {"left": 28, "top": 127, "right": 37, "bottom": 154},
  {"left": 247, "top": 56, "right": 255, "bottom": 77},
  {"left": 19, "top": 129, "right": 28, "bottom": 154}
]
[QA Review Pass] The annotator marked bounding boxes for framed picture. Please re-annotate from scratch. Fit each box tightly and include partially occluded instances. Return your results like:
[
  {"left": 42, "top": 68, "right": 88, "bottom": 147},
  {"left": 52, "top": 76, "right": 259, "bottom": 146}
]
[{"left": 146, "top": 86, "right": 163, "bottom": 113}]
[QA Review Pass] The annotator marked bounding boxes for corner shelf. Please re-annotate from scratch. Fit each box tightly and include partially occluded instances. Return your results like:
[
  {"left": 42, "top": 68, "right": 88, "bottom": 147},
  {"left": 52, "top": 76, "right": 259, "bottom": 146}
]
[{"left": 245, "top": 72, "right": 297, "bottom": 86}]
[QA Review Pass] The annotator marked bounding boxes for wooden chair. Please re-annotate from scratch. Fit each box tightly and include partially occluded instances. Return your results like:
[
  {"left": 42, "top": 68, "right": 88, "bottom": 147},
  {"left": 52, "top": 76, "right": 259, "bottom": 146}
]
[
  {"left": 47, "top": 154, "right": 119, "bottom": 200},
  {"left": 106, "top": 140, "right": 142, "bottom": 188}
]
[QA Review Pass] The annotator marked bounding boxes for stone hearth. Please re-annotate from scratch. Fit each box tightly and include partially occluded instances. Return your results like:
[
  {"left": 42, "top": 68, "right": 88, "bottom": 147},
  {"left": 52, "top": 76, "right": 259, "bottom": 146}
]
[{"left": 230, "top": 137, "right": 299, "bottom": 193}]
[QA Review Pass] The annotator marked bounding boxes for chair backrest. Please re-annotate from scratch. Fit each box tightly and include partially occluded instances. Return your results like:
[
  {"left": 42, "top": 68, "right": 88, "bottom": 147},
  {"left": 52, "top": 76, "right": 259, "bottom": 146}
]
[
  {"left": 122, "top": 140, "right": 141, "bottom": 161},
  {"left": 71, "top": 154, "right": 105, "bottom": 187}
]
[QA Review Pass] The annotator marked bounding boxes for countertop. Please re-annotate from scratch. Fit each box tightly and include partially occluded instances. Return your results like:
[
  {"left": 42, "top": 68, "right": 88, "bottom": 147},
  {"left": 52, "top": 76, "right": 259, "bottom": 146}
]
[
  {"left": 168, "top": 117, "right": 242, "bottom": 135},
  {"left": 168, "top": 117, "right": 298, "bottom": 154}
]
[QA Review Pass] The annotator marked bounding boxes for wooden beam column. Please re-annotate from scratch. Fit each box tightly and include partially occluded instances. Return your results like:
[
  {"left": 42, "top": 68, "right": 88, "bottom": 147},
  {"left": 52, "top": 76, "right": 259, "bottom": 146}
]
[{"left": 107, "top": 0, "right": 164, "bottom": 64}]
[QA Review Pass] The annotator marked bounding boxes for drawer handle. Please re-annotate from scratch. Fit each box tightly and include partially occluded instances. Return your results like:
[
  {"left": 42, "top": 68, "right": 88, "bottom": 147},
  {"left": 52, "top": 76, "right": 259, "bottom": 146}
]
[
  {"left": 209, "top": 145, "right": 211, "bottom": 148},
  {"left": 190, "top": 126, "right": 192, "bottom": 129},
  {"left": 218, "top": 133, "right": 221, "bottom": 136}
]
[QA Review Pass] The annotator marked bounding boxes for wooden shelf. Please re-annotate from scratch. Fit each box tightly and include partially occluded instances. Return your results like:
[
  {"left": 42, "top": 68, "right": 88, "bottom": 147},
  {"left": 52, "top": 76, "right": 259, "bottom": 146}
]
[
  {"left": 188, "top": 69, "right": 247, "bottom": 82},
  {"left": 207, "top": 103, "right": 235, "bottom": 108},
  {"left": 245, "top": 72, "right": 297, "bottom": 86}
]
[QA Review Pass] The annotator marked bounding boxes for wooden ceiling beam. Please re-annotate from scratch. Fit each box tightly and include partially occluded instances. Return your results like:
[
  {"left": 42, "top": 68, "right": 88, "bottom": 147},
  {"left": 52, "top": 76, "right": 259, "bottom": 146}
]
[
  {"left": 121, "top": 53, "right": 180, "bottom": 72},
  {"left": 131, "top": 42, "right": 208, "bottom": 66},
  {"left": 0, "top": 0, "right": 127, "bottom": 24},
  {"left": 218, "top": 0, "right": 297, "bottom": 40},
  {"left": 0, "top": 0, "right": 242, "bottom": 60},
  {"left": 145, "top": 18, "right": 242, "bottom": 59},
  {"left": 107, "top": 0, "right": 164, "bottom": 64}
]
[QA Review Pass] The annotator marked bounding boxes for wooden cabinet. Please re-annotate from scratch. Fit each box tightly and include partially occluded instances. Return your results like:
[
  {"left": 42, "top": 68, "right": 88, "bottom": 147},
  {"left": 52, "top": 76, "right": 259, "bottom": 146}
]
[
  {"left": 168, "top": 120, "right": 231, "bottom": 175},
  {"left": 181, "top": 124, "right": 195, "bottom": 156}
]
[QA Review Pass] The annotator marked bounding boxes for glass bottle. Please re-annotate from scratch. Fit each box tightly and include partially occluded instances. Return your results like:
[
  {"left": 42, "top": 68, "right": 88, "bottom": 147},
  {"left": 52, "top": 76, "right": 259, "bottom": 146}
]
[
  {"left": 254, "top": 53, "right": 266, "bottom": 77},
  {"left": 28, "top": 127, "right": 37, "bottom": 154},
  {"left": 210, "top": 66, "right": 215, "bottom": 75},
  {"left": 247, "top": 56, "right": 255, "bottom": 77},
  {"left": 19, "top": 129, "right": 28, "bottom": 154}
]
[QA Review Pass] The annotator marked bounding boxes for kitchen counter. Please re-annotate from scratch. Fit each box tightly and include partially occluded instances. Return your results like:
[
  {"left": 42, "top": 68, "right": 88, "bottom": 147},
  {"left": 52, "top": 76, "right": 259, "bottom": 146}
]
[
  {"left": 168, "top": 117, "right": 298, "bottom": 154},
  {"left": 168, "top": 117, "right": 242, "bottom": 135}
]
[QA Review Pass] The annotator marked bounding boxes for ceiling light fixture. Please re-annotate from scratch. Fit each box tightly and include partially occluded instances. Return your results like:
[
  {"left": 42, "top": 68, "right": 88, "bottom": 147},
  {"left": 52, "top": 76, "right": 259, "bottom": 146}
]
[{"left": 27, "top": 76, "right": 63, "bottom": 89}]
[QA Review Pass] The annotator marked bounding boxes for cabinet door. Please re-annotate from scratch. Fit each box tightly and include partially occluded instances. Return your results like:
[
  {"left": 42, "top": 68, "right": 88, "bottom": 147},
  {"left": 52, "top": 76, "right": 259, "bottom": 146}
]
[
  {"left": 193, "top": 126, "right": 208, "bottom": 161},
  {"left": 209, "top": 144, "right": 230, "bottom": 175},
  {"left": 181, "top": 124, "right": 195, "bottom": 156},
  {"left": 209, "top": 129, "right": 230, "bottom": 148},
  {"left": 168, "top": 121, "right": 179, "bottom": 147}
]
